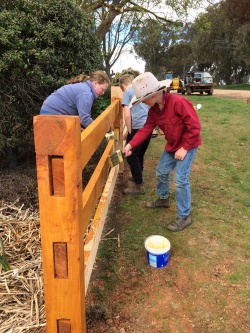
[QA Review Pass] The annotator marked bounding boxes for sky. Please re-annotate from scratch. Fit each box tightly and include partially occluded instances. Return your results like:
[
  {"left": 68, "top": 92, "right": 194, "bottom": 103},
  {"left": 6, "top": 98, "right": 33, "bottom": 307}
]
[{"left": 111, "top": 47, "right": 146, "bottom": 74}]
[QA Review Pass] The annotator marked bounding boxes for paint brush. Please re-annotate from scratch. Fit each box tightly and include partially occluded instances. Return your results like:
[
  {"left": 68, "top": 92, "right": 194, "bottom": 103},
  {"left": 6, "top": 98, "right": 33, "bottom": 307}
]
[
  {"left": 105, "top": 130, "right": 118, "bottom": 142},
  {"left": 108, "top": 149, "right": 126, "bottom": 168}
]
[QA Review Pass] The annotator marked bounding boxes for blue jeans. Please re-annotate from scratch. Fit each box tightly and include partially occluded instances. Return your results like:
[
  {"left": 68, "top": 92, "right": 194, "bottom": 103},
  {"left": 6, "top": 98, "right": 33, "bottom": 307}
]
[{"left": 156, "top": 148, "right": 197, "bottom": 218}]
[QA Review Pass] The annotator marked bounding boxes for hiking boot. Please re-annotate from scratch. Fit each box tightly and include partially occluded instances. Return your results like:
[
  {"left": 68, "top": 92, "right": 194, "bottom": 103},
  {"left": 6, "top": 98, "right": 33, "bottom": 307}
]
[
  {"left": 167, "top": 216, "right": 192, "bottom": 232},
  {"left": 123, "top": 184, "right": 145, "bottom": 195},
  {"left": 146, "top": 197, "right": 170, "bottom": 208}
]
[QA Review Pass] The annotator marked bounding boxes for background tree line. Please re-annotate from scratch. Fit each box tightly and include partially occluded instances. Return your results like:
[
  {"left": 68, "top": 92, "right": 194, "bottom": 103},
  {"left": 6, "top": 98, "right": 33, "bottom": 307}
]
[
  {"left": 133, "top": 0, "right": 250, "bottom": 83},
  {"left": 0, "top": 0, "right": 249, "bottom": 167}
]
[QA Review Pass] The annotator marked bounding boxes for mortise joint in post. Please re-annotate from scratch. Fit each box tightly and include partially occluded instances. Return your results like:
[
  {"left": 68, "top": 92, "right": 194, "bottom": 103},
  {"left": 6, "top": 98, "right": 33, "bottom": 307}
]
[
  {"left": 53, "top": 242, "right": 68, "bottom": 279},
  {"left": 49, "top": 155, "right": 65, "bottom": 196},
  {"left": 57, "top": 319, "right": 71, "bottom": 333}
]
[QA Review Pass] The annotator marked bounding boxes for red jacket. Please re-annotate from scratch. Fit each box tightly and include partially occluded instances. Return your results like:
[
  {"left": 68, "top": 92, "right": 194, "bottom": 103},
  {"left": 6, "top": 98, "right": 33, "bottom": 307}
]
[{"left": 129, "top": 92, "right": 202, "bottom": 152}]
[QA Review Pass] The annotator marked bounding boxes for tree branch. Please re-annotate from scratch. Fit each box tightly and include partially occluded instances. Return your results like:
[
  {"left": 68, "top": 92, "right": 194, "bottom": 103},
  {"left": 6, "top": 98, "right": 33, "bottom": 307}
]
[{"left": 80, "top": 1, "right": 181, "bottom": 41}]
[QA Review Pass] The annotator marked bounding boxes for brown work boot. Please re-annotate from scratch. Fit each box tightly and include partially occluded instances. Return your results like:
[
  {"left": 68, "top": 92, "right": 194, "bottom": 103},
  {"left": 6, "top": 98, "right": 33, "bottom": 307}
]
[
  {"left": 123, "top": 184, "right": 145, "bottom": 195},
  {"left": 146, "top": 197, "right": 170, "bottom": 208},
  {"left": 167, "top": 216, "right": 192, "bottom": 232}
]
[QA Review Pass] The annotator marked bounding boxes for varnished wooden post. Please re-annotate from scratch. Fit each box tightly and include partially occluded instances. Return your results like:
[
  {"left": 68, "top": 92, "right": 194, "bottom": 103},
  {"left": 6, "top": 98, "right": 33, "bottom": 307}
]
[
  {"left": 112, "top": 95, "right": 124, "bottom": 171},
  {"left": 33, "top": 115, "right": 86, "bottom": 333}
]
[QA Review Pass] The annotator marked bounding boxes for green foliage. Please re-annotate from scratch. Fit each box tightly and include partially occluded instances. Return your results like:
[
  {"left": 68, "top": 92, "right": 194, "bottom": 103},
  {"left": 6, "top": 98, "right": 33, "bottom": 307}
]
[
  {"left": 214, "top": 83, "right": 250, "bottom": 90},
  {"left": 80, "top": 0, "right": 201, "bottom": 42},
  {"left": 133, "top": 18, "right": 184, "bottom": 78},
  {"left": 92, "top": 88, "right": 111, "bottom": 118},
  {"left": 189, "top": 0, "right": 250, "bottom": 83},
  {"left": 0, "top": 0, "right": 102, "bottom": 83},
  {"left": 131, "top": 1, "right": 249, "bottom": 83},
  {"left": 167, "top": 41, "right": 193, "bottom": 78},
  {"left": 111, "top": 68, "right": 142, "bottom": 86},
  {"left": 0, "top": 0, "right": 103, "bottom": 166}
]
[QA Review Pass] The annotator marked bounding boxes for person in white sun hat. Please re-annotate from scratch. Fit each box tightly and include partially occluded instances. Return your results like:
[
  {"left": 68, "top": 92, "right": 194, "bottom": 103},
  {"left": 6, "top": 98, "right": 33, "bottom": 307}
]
[{"left": 123, "top": 72, "right": 202, "bottom": 232}]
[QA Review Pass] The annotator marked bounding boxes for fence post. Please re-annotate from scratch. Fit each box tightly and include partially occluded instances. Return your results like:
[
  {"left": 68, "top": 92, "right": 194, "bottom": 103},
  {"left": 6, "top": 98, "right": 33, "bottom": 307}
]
[
  {"left": 111, "top": 95, "right": 124, "bottom": 172},
  {"left": 33, "top": 115, "right": 86, "bottom": 333}
]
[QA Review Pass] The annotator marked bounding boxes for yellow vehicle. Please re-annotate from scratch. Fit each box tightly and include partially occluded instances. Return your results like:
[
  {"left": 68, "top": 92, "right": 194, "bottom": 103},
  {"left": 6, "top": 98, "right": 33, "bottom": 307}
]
[{"left": 163, "top": 71, "right": 185, "bottom": 94}]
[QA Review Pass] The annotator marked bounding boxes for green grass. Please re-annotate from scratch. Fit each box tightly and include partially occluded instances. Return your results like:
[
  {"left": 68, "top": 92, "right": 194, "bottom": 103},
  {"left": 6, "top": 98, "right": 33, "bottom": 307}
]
[
  {"left": 214, "top": 83, "right": 250, "bottom": 90},
  {"left": 87, "top": 95, "right": 250, "bottom": 332}
]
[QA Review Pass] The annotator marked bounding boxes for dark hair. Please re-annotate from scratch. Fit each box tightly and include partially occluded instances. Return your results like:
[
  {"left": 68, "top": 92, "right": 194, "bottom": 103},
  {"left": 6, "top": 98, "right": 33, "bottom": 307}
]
[{"left": 66, "top": 70, "right": 110, "bottom": 85}]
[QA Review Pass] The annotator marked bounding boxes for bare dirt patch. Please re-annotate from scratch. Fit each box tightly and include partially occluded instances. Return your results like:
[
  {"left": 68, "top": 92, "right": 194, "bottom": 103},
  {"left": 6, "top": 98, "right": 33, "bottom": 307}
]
[{"left": 213, "top": 89, "right": 250, "bottom": 101}]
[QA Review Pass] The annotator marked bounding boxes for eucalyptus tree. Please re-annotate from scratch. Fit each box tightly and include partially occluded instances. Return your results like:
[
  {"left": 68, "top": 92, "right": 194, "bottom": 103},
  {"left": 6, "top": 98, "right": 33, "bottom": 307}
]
[
  {"left": 189, "top": 0, "right": 250, "bottom": 84},
  {"left": 79, "top": 0, "right": 193, "bottom": 42},
  {"left": 221, "top": 0, "right": 250, "bottom": 72},
  {"left": 133, "top": 18, "right": 182, "bottom": 78},
  {"left": 167, "top": 40, "right": 194, "bottom": 78},
  {"left": 96, "top": 8, "right": 140, "bottom": 75},
  {"left": 78, "top": 0, "right": 203, "bottom": 74},
  {"left": 133, "top": 15, "right": 199, "bottom": 79}
]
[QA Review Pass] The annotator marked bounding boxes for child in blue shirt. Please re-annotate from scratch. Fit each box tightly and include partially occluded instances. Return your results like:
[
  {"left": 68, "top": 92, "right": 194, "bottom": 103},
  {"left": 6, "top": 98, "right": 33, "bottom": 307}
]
[{"left": 119, "top": 74, "right": 151, "bottom": 195}]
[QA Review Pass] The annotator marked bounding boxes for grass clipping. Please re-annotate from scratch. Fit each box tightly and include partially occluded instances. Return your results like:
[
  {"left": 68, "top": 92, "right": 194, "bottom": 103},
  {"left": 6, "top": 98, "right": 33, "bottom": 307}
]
[{"left": 0, "top": 203, "right": 45, "bottom": 332}]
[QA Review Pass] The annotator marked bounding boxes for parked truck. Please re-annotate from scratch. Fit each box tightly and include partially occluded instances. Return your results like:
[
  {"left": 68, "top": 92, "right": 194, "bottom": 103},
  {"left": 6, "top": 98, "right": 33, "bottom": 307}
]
[{"left": 183, "top": 71, "right": 214, "bottom": 95}]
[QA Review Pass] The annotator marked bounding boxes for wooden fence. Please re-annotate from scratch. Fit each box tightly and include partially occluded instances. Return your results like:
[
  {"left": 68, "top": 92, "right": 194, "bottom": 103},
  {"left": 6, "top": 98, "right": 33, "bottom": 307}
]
[{"left": 33, "top": 92, "right": 123, "bottom": 333}]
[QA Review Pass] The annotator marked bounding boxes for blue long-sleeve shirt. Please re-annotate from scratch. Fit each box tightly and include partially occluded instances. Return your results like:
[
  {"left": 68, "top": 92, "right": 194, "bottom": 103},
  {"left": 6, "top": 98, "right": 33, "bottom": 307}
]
[
  {"left": 40, "top": 80, "right": 96, "bottom": 128},
  {"left": 122, "top": 87, "right": 149, "bottom": 129}
]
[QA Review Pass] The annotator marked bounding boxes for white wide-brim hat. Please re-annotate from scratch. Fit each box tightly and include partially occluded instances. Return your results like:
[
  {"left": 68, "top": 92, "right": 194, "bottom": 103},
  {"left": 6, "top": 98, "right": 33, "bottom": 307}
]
[{"left": 129, "top": 72, "right": 172, "bottom": 107}]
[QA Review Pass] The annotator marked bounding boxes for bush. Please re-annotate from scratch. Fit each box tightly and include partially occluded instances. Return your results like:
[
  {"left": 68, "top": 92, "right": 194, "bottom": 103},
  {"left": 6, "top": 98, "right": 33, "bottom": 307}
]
[
  {"left": 0, "top": 0, "right": 103, "bottom": 167},
  {"left": 111, "top": 68, "right": 141, "bottom": 86}
]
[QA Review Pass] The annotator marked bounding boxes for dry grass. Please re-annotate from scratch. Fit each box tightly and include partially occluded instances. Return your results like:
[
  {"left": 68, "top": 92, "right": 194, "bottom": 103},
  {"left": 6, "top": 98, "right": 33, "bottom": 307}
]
[{"left": 0, "top": 203, "right": 45, "bottom": 332}]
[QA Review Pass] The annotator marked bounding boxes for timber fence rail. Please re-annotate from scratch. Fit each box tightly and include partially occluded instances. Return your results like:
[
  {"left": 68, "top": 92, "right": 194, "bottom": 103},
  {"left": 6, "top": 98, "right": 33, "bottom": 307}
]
[{"left": 33, "top": 95, "right": 123, "bottom": 333}]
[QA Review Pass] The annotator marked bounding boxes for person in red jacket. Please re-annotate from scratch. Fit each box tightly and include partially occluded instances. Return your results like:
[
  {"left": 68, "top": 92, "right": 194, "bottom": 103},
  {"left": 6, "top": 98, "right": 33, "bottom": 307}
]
[{"left": 123, "top": 72, "right": 202, "bottom": 232}]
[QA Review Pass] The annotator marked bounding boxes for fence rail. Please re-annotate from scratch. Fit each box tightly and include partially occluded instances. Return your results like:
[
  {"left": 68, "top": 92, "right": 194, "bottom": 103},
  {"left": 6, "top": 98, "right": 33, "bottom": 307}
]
[{"left": 33, "top": 95, "right": 123, "bottom": 333}]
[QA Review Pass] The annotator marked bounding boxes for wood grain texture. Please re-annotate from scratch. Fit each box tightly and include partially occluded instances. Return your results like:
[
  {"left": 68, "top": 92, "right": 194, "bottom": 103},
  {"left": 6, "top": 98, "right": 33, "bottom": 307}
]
[
  {"left": 34, "top": 116, "right": 86, "bottom": 332},
  {"left": 57, "top": 319, "right": 71, "bottom": 333},
  {"left": 51, "top": 157, "right": 65, "bottom": 196},
  {"left": 54, "top": 243, "right": 68, "bottom": 278},
  {"left": 33, "top": 92, "right": 123, "bottom": 332}
]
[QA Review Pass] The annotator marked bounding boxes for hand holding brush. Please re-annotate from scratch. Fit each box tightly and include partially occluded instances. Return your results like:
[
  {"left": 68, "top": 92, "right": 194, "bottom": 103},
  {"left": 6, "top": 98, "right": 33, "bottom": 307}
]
[{"left": 108, "top": 143, "right": 133, "bottom": 168}]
